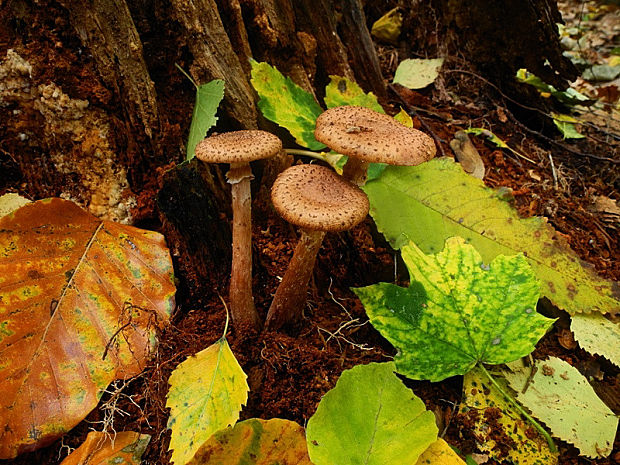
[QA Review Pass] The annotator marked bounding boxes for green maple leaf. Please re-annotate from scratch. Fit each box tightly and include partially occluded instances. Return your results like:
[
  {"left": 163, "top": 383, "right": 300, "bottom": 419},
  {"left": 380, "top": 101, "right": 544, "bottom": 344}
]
[{"left": 353, "top": 237, "right": 555, "bottom": 382}]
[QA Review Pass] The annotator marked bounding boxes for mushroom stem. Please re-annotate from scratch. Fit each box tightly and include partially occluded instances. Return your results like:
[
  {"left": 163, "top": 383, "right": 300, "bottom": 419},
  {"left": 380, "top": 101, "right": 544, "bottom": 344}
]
[
  {"left": 228, "top": 162, "right": 262, "bottom": 331},
  {"left": 265, "top": 229, "right": 326, "bottom": 331},
  {"left": 342, "top": 157, "right": 369, "bottom": 185}
]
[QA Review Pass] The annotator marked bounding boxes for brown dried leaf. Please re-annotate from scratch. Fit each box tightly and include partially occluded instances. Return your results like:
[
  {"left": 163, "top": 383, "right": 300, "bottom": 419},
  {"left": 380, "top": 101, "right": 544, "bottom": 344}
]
[
  {"left": 0, "top": 198, "right": 175, "bottom": 458},
  {"left": 60, "top": 431, "right": 150, "bottom": 465}
]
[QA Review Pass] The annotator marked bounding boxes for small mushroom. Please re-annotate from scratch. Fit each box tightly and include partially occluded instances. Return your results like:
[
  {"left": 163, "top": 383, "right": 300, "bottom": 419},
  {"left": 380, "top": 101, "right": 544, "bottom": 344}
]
[
  {"left": 195, "top": 130, "right": 282, "bottom": 331},
  {"left": 266, "top": 164, "right": 369, "bottom": 331},
  {"left": 314, "top": 105, "right": 436, "bottom": 185}
]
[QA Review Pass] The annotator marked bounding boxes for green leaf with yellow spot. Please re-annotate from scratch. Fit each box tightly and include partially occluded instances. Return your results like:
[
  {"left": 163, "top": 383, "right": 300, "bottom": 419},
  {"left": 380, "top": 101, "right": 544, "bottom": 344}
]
[
  {"left": 362, "top": 158, "right": 620, "bottom": 314},
  {"left": 188, "top": 419, "right": 312, "bottom": 465},
  {"left": 166, "top": 336, "right": 248, "bottom": 465},
  {"left": 306, "top": 362, "right": 437, "bottom": 465},
  {"left": 353, "top": 237, "right": 554, "bottom": 381},
  {"left": 324, "top": 76, "right": 384, "bottom": 113},
  {"left": 459, "top": 366, "right": 558, "bottom": 465},
  {"left": 0, "top": 198, "right": 175, "bottom": 459},
  {"left": 250, "top": 60, "right": 324, "bottom": 150}
]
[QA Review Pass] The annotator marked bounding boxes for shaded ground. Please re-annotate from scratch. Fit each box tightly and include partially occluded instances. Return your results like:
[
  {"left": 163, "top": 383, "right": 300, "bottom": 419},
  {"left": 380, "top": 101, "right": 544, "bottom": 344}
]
[{"left": 1, "top": 1, "right": 618, "bottom": 464}]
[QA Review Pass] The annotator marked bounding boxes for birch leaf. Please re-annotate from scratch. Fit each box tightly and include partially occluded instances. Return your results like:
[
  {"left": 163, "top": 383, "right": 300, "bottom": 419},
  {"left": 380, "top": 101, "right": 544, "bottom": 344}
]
[
  {"left": 60, "top": 431, "right": 150, "bottom": 465},
  {"left": 186, "top": 79, "right": 225, "bottom": 161},
  {"left": 393, "top": 58, "right": 444, "bottom": 89},
  {"left": 189, "top": 419, "right": 312, "bottom": 465},
  {"left": 306, "top": 362, "right": 437, "bottom": 465},
  {"left": 166, "top": 337, "right": 249, "bottom": 465},
  {"left": 250, "top": 60, "right": 324, "bottom": 150},
  {"left": 362, "top": 158, "right": 620, "bottom": 314},
  {"left": 0, "top": 198, "right": 175, "bottom": 459},
  {"left": 354, "top": 237, "right": 554, "bottom": 381},
  {"left": 0, "top": 193, "right": 31, "bottom": 217},
  {"left": 503, "top": 357, "right": 618, "bottom": 458}
]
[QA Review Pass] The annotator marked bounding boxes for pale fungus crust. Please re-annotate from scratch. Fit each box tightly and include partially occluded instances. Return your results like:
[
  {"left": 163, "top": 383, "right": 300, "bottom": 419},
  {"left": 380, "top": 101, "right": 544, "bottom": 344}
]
[
  {"left": 314, "top": 105, "right": 436, "bottom": 165},
  {"left": 194, "top": 130, "right": 282, "bottom": 164},
  {"left": 271, "top": 164, "right": 369, "bottom": 232}
]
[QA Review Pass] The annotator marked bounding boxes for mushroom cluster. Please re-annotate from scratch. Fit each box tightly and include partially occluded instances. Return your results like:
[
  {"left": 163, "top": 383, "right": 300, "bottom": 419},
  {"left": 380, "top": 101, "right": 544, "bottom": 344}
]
[{"left": 194, "top": 105, "right": 436, "bottom": 333}]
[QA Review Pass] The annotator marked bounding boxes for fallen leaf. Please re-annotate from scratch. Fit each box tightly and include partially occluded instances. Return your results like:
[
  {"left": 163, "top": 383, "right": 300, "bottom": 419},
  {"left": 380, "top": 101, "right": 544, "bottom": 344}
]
[
  {"left": 393, "top": 58, "right": 444, "bottom": 90},
  {"left": 450, "top": 130, "right": 485, "bottom": 179},
  {"left": 166, "top": 336, "right": 248, "bottom": 465},
  {"left": 460, "top": 366, "right": 558, "bottom": 465},
  {"left": 60, "top": 431, "right": 150, "bottom": 465},
  {"left": 370, "top": 8, "right": 402, "bottom": 44},
  {"left": 354, "top": 237, "right": 554, "bottom": 381},
  {"left": 306, "top": 362, "right": 437, "bottom": 465},
  {"left": 503, "top": 357, "right": 618, "bottom": 458},
  {"left": 0, "top": 193, "right": 31, "bottom": 217},
  {"left": 415, "top": 438, "right": 466, "bottom": 464},
  {"left": 571, "top": 313, "right": 620, "bottom": 367},
  {"left": 557, "top": 329, "right": 577, "bottom": 350},
  {"left": 189, "top": 419, "right": 312, "bottom": 465},
  {"left": 0, "top": 198, "right": 175, "bottom": 458},
  {"left": 362, "top": 158, "right": 620, "bottom": 315}
]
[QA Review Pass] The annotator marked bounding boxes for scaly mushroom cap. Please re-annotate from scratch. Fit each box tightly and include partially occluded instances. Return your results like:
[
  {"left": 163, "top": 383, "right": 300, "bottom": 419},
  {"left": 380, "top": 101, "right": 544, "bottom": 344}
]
[
  {"left": 195, "top": 130, "right": 282, "bottom": 164},
  {"left": 314, "top": 106, "right": 436, "bottom": 165},
  {"left": 271, "top": 164, "right": 369, "bottom": 232}
]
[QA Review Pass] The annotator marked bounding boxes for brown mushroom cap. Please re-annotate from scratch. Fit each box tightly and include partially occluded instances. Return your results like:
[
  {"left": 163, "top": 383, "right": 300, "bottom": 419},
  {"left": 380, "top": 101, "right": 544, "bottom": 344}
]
[
  {"left": 195, "top": 130, "right": 282, "bottom": 164},
  {"left": 271, "top": 164, "right": 369, "bottom": 232},
  {"left": 314, "top": 106, "right": 436, "bottom": 165}
]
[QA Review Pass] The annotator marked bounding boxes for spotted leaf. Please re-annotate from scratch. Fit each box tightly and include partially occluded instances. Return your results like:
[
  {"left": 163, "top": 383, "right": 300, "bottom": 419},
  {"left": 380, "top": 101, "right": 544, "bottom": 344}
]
[
  {"left": 353, "top": 237, "right": 554, "bottom": 381},
  {"left": 0, "top": 198, "right": 175, "bottom": 459}
]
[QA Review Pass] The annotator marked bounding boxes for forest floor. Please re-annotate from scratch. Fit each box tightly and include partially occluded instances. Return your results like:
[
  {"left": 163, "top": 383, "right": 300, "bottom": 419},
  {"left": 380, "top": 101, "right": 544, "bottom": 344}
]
[{"left": 0, "top": 0, "right": 618, "bottom": 464}]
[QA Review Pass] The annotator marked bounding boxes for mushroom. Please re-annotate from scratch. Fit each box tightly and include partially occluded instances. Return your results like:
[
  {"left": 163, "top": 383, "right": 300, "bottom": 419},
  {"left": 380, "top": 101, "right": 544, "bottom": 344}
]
[
  {"left": 265, "top": 164, "right": 369, "bottom": 331},
  {"left": 195, "top": 130, "right": 282, "bottom": 331},
  {"left": 314, "top": 105, "right": 436, "bottom": 185}
]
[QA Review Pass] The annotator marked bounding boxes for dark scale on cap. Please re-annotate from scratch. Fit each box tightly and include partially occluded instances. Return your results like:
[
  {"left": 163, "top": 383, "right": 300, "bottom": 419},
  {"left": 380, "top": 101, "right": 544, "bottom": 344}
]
[
  {"left": 314, "top": 106, "right": 436, "bottom": 165},
  {"left": 271, "top": 164, "right": 369, "bottom": 232},
  {"left": 195, "top": 130, "right": 282, "bottom": 164}
]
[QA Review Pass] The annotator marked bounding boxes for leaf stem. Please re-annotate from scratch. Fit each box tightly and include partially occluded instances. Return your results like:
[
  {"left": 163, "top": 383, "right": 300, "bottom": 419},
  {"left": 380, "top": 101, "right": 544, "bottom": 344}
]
[
  {"left": 479, "top": 363, "right": 557, "bottom": 453},
  {"left": 174, "top": 63, "right": 198, "bottom": 88}
]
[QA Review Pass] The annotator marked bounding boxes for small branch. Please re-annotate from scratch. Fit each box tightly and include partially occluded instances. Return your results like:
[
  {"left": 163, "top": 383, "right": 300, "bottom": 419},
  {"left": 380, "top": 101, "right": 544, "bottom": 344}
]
[{"left": 479, "top": 363, "right": 557, "bottom": 453}]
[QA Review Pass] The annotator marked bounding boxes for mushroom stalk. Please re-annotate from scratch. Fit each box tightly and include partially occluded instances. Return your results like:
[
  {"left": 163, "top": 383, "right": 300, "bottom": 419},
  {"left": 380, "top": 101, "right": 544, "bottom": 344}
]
[
  {"left": 342, "top": 157, "right": 369, "bottom": 186},
  {"left": 265, "top": 229, "right": 326, "bottom": 331},
  {"left": 228, "top": 162, "right": 261, "bottom": 331}
]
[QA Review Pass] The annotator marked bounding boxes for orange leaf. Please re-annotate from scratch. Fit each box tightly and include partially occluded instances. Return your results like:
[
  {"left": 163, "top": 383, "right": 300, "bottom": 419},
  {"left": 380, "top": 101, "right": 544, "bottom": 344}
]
[
  {"left": 0, "top": 198, "right": 175, "bottom": 458},
  {"left": 60, "top": 431, "right": 150, "bottom": 465}
]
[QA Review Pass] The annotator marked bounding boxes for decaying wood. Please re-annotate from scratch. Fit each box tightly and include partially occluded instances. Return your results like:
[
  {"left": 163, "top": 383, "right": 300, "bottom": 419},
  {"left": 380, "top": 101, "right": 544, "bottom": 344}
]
[
  {"left": 171, "top": 0, "right": 258, "bottom": 129},
  {"left": 60, "top": 0, "right": 162, "bottom": 145}
]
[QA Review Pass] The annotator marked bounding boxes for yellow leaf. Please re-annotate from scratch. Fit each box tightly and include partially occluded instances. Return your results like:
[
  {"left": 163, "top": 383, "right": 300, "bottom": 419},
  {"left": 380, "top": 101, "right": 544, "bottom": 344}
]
[
  {"left": 416, "top": 439, "right": 466, "bottom": 464},
  {"left": 189, "top": 418, "right": 312, "bottom": 465},
  {"left": 166, "top": 338, "right": 249, "bottom": 465},
  {"left": 60, "top": 431, "right": 150, "bottom": 465}
]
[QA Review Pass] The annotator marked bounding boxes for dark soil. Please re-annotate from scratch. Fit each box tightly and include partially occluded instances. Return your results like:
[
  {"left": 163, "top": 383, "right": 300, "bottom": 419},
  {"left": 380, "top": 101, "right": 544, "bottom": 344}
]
[{"left": 1, "top": 1, "right": 618, "bottom": 464}]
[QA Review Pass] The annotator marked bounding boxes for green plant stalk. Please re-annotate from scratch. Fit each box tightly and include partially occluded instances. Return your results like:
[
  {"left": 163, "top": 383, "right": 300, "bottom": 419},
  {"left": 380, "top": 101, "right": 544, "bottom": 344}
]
[{"left": 479, "top": 363, "right": 557, "bottom": 453}]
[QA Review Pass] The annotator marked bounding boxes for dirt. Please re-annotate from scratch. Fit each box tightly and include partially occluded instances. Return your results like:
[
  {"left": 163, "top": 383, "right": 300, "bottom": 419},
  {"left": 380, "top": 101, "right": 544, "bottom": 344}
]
[{"left": 1, "top": 1, "right": 619, "bottom": 464}]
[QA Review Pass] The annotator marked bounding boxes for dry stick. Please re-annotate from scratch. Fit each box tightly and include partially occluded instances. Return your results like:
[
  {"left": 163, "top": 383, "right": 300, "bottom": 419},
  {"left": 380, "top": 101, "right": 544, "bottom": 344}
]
[
  {"left": 388, "top": 83, "right": 447, "bottom": 158},
  {"left": 479, "top": 363, "right": 557, "bottom": 453},
  {"left": 444, "top": 69, "right": 620, "bottom": 159}
]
